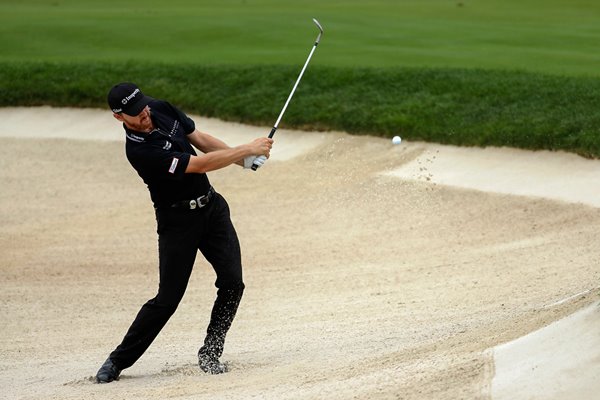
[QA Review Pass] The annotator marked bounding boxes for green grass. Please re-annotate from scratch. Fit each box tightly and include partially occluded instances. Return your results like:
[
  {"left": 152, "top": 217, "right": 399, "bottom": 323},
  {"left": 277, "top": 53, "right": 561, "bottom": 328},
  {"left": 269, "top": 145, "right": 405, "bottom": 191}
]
[
  {"left": 2, "top": 1, "right": 600, "bottom": 158},
  {"left": 3, "top": 61, "right": 600, "bottom": 158},
  {"left": 1, "top": 0, "right": 600, "bottom": 76}
]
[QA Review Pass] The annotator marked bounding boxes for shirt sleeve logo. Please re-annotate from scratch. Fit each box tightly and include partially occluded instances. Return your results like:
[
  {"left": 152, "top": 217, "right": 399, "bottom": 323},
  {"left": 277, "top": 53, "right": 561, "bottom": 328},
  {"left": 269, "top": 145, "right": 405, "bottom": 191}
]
[
  {"left": 169, "top": 157, "right": 179, "bottom": 174},
  {"left": 169, "top": 120, "right": 180, "bottom": 136}
]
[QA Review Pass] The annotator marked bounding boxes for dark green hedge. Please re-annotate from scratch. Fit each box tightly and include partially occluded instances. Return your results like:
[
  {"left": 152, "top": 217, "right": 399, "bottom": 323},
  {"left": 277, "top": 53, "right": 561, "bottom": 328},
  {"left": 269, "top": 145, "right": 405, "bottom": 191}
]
[{"left": 2, "top": 61, "right": 600, "bottom": 157}]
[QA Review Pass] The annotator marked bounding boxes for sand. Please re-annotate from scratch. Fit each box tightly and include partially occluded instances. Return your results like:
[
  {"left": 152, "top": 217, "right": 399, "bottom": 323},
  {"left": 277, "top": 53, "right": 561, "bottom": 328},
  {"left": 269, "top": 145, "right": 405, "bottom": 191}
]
[
  {"left": 0, "top": 107, "right": 598, "bottom": 400},
  {"left": 491, "top": 302, "right": 600, "bottom": 400}
]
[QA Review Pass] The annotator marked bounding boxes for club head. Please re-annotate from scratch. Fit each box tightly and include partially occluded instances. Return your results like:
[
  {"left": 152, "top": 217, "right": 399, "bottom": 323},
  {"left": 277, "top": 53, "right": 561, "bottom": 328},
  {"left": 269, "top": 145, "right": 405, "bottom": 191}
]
[
  {"left": 312, "top": 18, "right": 324, "bottom": 43},
  {"left": 312, "top": 18, "right": 324, "bottom": 33}
]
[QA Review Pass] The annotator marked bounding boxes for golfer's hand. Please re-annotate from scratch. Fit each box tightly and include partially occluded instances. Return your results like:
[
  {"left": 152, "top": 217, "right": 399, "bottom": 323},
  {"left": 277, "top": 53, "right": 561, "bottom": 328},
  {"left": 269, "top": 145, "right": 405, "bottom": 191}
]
[
  {"left": 249, "top": 137, "right": 273, "bottom": 157},
  {"left": 244, "top": 155, "right": 267, "bottom": 169},
  {"left": 247, "top": 137, "right": 272, "bottom": 171}
]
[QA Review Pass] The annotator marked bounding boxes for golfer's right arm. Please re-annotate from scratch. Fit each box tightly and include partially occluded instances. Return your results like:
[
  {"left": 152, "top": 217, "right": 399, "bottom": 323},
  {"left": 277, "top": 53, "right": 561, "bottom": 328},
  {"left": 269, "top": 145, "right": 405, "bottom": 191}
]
[{"left": 185, "top": 137, "right": 273, "bottom": 174}]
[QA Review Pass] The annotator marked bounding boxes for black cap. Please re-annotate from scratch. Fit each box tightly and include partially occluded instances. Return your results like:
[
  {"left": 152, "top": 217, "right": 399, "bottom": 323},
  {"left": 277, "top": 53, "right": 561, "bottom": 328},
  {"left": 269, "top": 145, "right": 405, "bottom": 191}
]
[{"left": 107, "top": 82, "right": 153, "bottom": 116}]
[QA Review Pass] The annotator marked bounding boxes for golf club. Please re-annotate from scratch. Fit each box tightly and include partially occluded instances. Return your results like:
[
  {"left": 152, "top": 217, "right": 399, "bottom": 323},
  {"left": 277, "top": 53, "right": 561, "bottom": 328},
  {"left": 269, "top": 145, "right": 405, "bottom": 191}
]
[{"left": 252, "top": 18, "right": 324, "bottom": 171}]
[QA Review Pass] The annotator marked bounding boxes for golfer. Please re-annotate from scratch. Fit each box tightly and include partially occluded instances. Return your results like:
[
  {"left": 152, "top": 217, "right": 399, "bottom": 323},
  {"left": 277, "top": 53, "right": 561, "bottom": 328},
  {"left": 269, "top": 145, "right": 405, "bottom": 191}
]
[{"left": 96, "top": 82, "right": 273, "bottom": 383}]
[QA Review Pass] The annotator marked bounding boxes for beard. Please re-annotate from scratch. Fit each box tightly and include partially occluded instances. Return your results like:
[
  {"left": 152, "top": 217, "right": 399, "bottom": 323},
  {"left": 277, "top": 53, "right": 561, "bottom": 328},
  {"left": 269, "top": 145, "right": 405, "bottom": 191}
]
[{"left": 124, "top": 109, "right": 153, "bottom": 132}]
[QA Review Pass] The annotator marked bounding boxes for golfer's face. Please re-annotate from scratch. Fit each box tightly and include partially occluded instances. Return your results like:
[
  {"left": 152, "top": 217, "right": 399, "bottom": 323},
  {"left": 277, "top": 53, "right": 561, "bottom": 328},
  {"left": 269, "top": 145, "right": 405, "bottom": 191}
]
[{"left": 117, "top": 106, "right": 152, "bottom": 131}]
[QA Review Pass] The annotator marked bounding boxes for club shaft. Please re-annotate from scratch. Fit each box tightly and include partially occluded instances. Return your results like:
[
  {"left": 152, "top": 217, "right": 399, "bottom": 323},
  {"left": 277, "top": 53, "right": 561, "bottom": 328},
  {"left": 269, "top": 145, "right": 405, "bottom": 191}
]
[
  {"left": 252, "top": 19, "right": 323, "bottom": 171},
  {"left": 273, "top": 42, "right": 319, "bottom": 129}
]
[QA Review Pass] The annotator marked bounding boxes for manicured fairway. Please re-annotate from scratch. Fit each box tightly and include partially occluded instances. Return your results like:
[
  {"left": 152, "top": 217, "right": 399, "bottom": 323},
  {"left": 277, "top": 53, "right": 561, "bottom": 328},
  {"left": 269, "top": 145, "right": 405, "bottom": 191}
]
[{"left": 1, "top": 0, "right": 600, "bottom": 76}]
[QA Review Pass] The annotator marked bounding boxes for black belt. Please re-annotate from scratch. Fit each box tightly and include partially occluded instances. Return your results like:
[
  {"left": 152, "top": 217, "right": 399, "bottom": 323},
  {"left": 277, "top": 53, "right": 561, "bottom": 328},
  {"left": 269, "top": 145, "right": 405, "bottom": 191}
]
[{"left": 170, "top": 187, "right": 215, "bottom": 210}]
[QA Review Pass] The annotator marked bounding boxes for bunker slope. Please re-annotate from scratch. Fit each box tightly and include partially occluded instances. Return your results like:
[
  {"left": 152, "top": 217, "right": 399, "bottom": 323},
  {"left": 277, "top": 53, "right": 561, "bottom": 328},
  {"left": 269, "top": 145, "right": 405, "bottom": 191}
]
[
  {"left": 386, "top": 143, "right": 600, "bottom": 208},
  {"left": 491, "top": 301, "right": 600, "bottom": 400}
]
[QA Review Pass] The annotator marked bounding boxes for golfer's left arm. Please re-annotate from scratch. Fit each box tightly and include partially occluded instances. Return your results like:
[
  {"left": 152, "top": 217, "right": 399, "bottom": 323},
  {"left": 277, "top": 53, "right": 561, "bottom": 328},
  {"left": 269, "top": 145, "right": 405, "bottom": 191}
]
[{"left": 187, "top": 130, "right": 244, "bottom": 167}]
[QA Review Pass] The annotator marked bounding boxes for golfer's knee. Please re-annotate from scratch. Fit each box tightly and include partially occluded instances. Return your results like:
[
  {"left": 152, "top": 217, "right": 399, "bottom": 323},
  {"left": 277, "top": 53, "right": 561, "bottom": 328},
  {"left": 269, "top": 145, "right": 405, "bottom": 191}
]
[{"left": 154, "top": 291, "right": 185, "bottom": 314}]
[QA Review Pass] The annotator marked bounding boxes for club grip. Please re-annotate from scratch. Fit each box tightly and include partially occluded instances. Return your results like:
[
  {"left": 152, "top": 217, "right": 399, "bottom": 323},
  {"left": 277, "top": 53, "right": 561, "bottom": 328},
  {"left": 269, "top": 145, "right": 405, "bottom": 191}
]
[
  {"left": 267, "top": 126, "right": 278, "bottom": 139},
  {"left": 251, "top": 127, "right": 278, "bottom": 171}
]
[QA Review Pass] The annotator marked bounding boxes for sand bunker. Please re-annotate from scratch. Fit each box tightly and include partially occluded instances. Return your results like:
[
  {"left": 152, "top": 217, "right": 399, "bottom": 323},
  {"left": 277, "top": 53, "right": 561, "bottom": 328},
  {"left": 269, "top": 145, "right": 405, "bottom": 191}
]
[
  {"left": 0, "top": 107, "right": 598, "bottom": 400},
  {"left": 386, "top": 143, "right": 600, "bottom": 208}
]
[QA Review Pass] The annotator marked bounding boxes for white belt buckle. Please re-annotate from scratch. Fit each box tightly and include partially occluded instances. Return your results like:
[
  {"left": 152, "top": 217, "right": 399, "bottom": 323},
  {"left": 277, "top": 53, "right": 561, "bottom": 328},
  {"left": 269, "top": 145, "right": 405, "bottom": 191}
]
[{"left": 189, "top": 199, "right": 197, "bottom": 209}]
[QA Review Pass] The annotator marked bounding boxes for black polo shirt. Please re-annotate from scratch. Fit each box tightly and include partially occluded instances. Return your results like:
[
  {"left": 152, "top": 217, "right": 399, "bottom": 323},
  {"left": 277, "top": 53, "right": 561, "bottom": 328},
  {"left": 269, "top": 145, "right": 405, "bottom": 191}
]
[{"left": 123, "top": 99, "right": 211, "bottom": 208}]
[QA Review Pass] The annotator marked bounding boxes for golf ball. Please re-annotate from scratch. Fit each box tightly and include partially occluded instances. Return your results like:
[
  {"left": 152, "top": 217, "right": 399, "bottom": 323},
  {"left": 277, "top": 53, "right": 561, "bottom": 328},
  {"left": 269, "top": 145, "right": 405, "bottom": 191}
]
[{"left": 392, "top": 136, "right": 402, "bottom": 145}]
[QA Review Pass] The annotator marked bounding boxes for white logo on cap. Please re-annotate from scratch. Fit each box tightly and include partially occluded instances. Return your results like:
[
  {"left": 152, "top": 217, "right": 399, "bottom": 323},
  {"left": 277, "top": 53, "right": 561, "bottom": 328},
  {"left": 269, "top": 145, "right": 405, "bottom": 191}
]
[{"left": 121, "top": 88, "right": 140, "bottom": 105}]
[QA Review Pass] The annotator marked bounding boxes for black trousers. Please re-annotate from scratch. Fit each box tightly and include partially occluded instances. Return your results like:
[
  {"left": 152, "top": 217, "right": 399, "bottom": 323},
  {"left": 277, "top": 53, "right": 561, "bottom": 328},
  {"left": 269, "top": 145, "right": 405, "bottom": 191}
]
[{"left": 109, "top": 192, "right": 245, "bottom": 370}]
